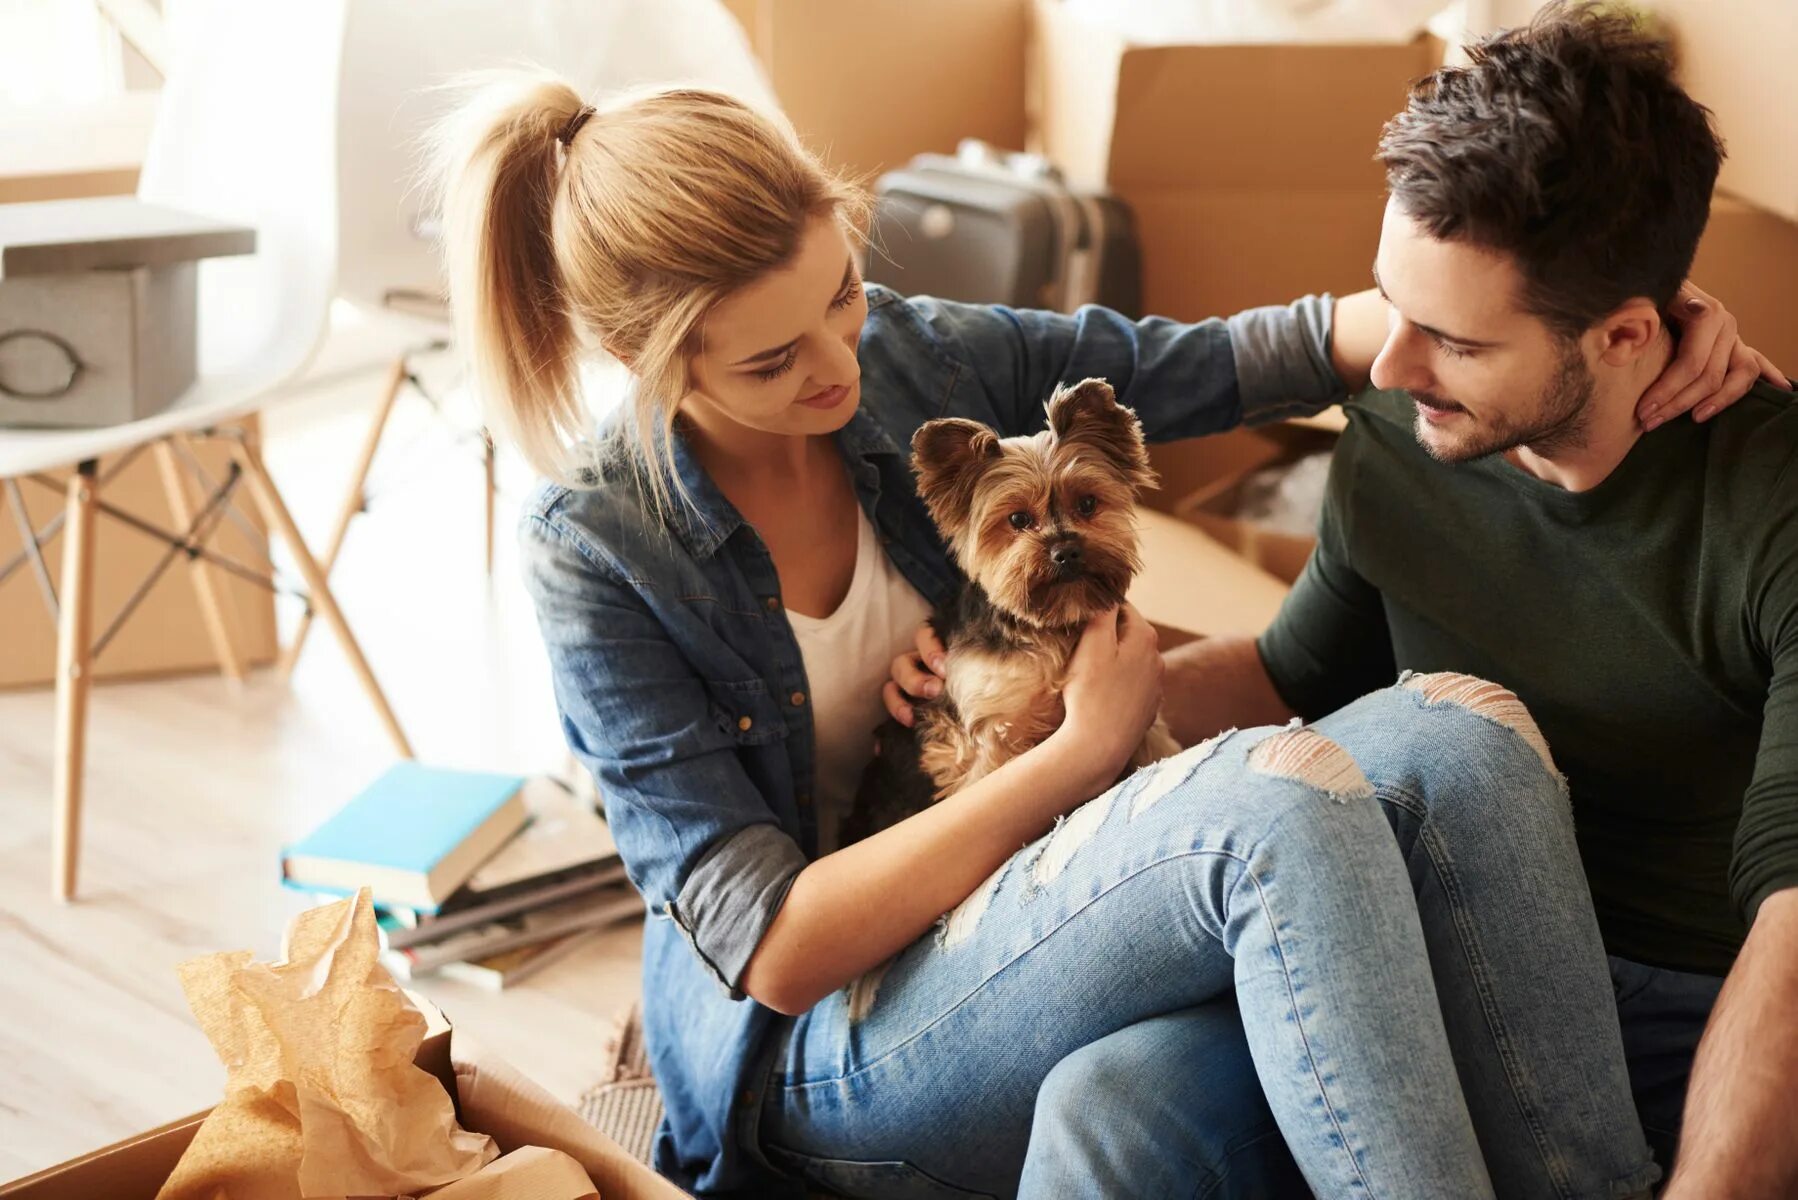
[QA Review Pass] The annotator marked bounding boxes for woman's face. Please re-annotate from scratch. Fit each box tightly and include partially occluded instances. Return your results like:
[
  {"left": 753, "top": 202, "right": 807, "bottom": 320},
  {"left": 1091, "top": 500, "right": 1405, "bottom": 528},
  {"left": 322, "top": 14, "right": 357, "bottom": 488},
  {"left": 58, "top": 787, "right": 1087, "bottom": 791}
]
[{"left": 684, "top": 215, "right": 868, "bottom": 438}]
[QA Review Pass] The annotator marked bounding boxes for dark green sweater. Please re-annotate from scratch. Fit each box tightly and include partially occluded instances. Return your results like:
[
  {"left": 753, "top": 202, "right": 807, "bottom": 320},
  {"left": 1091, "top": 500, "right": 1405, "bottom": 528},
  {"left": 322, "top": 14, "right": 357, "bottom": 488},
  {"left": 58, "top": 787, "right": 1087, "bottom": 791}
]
[{"left": 1259, "top": 382, "right": 1798, "bottom": 974}]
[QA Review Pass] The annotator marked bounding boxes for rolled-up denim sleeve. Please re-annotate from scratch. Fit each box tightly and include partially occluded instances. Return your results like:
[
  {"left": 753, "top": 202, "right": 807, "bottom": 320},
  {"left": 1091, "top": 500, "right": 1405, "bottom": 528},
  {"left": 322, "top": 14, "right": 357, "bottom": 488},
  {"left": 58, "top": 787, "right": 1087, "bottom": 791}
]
[
  {"left": 519, "top": 513, "right": 805, "bottom": 1000},
  {"left": 904, "top": 292, "right": 1347, "bottom": 441}
]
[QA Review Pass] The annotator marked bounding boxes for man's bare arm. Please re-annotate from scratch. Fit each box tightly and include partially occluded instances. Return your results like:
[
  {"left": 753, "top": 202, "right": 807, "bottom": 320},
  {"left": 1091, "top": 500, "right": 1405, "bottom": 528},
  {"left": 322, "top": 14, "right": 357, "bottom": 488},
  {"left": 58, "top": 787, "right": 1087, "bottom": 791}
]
[
  {"left": 1161, "top": 634, "right": 1297, "bottom": 747},
  {"left": 1663, "top": 887, "right": 1798, "bottom": 1199}
]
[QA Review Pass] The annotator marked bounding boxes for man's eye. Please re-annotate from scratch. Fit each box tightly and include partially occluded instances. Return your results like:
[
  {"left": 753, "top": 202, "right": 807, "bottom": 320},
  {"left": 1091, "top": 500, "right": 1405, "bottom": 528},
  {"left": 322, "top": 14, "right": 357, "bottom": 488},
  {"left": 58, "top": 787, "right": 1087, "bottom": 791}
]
[
  {"left": 1432, "top": 335, "right": 1472, "bottom": 360},
  {"left": 1076, "top": 495, "right": 1098, "bottom": 517},
  {"left": 1008, "top": 511, "right": 1033, "bottom": 531}
]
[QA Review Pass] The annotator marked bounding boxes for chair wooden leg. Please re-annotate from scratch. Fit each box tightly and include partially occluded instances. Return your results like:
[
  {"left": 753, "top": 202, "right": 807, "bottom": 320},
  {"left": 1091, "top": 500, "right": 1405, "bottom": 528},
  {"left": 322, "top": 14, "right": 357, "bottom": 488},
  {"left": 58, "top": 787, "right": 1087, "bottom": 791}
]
[
  {"left": 281, "top": 356, "right": 406, "bottom": 678},
  {"left": 52, "top": 460, "right": 98, "bottom": 902},
  {"left": 482, "top": 429, "right": 496, "bottom": 578},
  {"left": 229, "top": 439, "right": 415, "bottom": 758},
  {"left": 154, "top": 439, "right": 245, "bottom": 682}
]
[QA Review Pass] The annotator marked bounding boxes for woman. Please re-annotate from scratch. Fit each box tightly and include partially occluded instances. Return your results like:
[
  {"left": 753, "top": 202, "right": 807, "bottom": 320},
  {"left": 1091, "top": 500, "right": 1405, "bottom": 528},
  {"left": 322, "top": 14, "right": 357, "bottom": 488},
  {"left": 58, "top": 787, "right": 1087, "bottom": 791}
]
[{"left": 431, "top": 74, "right": 1761, "bottom": 1199}]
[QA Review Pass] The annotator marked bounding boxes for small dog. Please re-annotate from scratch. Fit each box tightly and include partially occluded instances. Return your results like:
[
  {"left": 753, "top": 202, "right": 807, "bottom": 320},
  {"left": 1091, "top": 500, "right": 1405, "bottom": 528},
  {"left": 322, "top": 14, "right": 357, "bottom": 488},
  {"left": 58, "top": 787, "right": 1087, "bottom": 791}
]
[{"left": 845, "top": 378, "right": 1180, "bottom": 841}]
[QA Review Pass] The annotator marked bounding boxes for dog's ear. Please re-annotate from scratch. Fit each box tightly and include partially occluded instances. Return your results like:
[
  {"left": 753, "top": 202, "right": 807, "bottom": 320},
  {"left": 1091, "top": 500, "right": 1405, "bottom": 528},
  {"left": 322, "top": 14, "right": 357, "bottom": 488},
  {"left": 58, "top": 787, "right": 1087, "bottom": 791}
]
[
  {"left": 1046, "top": 378, "right": 1155, "bottom": 492},
  {"left": 912, "top": 418, "right": 1002, "bottom": 540}
]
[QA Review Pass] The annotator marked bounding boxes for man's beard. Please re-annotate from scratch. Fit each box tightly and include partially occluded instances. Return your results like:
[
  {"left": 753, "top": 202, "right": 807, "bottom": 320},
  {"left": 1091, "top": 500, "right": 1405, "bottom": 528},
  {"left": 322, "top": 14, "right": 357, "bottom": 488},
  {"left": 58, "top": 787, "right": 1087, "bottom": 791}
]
[{"left": 1412, "top": 341, "right": 1595, "bottom": 464}]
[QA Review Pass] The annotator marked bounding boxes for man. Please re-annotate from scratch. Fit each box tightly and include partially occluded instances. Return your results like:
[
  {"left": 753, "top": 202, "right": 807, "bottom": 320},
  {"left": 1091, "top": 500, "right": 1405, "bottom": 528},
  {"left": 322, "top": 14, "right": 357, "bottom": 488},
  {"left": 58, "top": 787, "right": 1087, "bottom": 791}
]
[
  {"left": 1151, "top": 4, "right": 1797, "bottom": 1196},
  {"left": 894, "top": 3, "right": 1793, "bottom": 1194}
]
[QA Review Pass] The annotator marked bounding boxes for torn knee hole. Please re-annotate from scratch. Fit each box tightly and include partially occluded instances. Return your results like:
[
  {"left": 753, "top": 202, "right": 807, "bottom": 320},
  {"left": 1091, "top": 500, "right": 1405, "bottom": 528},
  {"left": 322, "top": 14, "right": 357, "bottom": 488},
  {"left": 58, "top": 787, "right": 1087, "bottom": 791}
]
[
  {"left": 1401, "top": 671, "right": 1557, "bottom": 777},
  {"left": 1247, "top": 728, "right": 1372, "bottom": 802}
]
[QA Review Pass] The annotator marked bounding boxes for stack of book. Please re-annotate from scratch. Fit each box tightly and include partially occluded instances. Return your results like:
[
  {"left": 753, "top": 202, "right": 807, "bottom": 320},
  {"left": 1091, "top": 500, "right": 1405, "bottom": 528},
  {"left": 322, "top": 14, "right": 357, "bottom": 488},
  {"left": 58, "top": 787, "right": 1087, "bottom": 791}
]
[{"left": 282, "top": 762, "right": 641, "bottom": 990}]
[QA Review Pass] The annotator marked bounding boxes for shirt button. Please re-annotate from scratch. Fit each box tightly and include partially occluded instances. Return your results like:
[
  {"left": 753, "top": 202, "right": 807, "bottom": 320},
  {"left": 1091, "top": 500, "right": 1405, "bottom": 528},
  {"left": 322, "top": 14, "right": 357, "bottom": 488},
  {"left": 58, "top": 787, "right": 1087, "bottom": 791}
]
[
  {"left": 742, "top": 1088, "right": 758, "bottom": 1106},
  {"left": 797, "top": 792, "right": 812, "bottom": 808},
  {"left": 763, "top": 596, "right": 779, "bottom": 611},
  {"left": 790, "top": 691, "right": 806, "bottom": 707},
  {"left": 737, "top": 716, "right": 753, "bottom": 732}
]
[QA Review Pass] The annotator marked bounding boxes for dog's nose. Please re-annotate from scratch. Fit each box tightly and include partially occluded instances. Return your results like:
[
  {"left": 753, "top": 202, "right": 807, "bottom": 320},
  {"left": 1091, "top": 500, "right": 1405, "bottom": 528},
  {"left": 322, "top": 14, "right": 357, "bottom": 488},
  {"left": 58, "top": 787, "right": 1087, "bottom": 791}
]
[{"left": 1050, "top": 541, "right": 1084, "bottom": 569}]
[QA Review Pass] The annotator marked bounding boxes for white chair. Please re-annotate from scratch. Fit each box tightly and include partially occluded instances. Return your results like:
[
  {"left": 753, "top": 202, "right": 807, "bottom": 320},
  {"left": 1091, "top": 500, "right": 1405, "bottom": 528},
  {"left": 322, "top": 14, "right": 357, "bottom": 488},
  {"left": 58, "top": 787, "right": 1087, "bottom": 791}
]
[
  {"left": 2, "top": 0, "right": 778, "bottom": 901},
  {"left": 0, "top": 0, "right": 415, "bottom": 902}
]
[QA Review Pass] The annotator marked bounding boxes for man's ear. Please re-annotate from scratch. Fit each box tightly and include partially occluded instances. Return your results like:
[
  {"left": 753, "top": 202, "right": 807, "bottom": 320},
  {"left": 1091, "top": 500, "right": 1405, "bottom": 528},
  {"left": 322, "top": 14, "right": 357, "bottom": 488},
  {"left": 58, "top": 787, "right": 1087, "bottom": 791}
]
[
  {"left": 1596, "top": 298, "right": 1664, "bottom": 368},
  {"left": 1046, "top": 377, "right": 1155, "bottom": 492},
  {"left": 912, "top": 418, "right": 1001, "bottom": 540}
]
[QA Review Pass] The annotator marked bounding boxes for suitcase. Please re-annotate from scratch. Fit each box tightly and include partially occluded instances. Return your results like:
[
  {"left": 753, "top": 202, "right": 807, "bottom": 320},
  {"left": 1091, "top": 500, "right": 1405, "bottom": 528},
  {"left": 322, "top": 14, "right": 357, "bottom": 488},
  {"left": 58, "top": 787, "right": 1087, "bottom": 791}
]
[{"left": 865, "top": 139, "right": 1142, "bottom": 317}]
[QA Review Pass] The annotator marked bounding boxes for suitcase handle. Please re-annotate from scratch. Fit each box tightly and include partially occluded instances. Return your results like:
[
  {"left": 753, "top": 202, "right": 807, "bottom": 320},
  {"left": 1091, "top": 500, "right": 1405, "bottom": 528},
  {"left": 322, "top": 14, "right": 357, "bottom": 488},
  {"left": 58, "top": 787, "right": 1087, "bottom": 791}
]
[{"left": 955, "top": 138, "right": 1064, "bottom": 185}]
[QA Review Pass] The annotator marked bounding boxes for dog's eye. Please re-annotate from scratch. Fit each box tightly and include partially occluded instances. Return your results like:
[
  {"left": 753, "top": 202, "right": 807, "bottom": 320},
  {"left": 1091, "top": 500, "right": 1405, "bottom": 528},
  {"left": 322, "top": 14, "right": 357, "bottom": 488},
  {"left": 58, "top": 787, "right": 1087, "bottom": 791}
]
[
  {"left": 1076, "top": 495, "right": 1098, "bottom": 517},
  {"left": 1008, "top": 511, "right": 1034, "bottom": 531}
]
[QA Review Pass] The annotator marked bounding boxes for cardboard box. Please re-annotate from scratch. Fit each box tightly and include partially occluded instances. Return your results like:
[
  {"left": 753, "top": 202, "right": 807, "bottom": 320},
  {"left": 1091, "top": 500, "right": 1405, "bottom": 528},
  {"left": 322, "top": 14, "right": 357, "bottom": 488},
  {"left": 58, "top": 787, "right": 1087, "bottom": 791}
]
[
  {"left": 722, "top": 0, "right": 1028, "bottom": 182},
  {"left": 1691, "top": 193, "right": 1798, "bottom": 379},
  {"left": 1638, "top": 1, "right": 1798, "bottom": 224},
  {"left": 0, "top": 1011, "right": 688, "bottom": 1200},
  {"left": 1146, "top": 423, "right": 1339, "bottom": 587},
  {"left": 1129, "top": 507, "right": 1290, "bottom": 646},
  {"left": 1028, "top": 0, "right": 1441, "bottom": 319},
  {"left": 1177, "top": 479, "right": 1321, "bottom": 586},
  {"left": 0, "top": 423, "right": 277, "bottom": 689}
]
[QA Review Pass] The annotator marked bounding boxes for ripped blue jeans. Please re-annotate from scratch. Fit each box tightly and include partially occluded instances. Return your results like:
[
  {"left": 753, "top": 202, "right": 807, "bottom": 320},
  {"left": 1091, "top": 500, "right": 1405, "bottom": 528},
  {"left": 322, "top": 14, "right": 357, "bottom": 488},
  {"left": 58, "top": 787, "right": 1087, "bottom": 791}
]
[{"left": 747, "top": 674, "right": 1661, "bottom": 1200}]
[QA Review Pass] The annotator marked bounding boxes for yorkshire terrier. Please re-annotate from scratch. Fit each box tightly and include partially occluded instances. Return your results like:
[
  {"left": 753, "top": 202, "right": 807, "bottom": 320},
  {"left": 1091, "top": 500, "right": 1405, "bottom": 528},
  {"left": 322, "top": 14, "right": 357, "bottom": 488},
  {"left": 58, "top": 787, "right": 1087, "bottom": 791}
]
[{"left": 844, "top": 378, "right": 1180, "bottom": 843}]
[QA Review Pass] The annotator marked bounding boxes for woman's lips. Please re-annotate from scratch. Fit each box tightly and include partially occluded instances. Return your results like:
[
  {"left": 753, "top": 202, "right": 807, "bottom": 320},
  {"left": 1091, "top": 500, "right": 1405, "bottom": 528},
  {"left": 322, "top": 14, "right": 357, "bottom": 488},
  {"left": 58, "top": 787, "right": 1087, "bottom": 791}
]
[{"left": 796, "top": 384, "right": 850, "bottom": 410}]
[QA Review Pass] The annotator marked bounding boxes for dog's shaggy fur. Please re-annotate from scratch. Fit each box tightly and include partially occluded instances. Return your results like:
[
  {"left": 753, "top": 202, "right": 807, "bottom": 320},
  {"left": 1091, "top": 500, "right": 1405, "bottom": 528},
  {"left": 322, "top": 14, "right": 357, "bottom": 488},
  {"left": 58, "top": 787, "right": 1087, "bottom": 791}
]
[{"left": 843, "top": 378, "right": 1179, "bottom": 843}]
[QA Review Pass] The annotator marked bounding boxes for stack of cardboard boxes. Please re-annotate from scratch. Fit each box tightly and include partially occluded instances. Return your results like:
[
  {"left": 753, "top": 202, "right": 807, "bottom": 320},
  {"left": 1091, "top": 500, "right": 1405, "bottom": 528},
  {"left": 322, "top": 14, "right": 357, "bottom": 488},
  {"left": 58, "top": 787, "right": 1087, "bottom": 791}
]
[{"left": 724, "top": 0, "right": 1798, "bottom": 609}]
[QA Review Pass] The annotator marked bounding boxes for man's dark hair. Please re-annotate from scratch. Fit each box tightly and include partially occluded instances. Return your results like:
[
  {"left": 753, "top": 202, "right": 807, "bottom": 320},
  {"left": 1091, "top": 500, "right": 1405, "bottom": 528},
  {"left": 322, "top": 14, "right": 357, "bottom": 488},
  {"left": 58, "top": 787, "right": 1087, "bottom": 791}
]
[{"left": 1377, "top": 1, "right": 1723, "bottom": 337}]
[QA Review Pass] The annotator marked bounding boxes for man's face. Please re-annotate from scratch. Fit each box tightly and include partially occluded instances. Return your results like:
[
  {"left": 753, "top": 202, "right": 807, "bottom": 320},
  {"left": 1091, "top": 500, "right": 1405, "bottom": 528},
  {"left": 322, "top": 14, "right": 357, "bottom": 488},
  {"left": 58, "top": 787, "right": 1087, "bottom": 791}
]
[{"left": 1369, "top": 200, "right": 1596, "bottom": 463}]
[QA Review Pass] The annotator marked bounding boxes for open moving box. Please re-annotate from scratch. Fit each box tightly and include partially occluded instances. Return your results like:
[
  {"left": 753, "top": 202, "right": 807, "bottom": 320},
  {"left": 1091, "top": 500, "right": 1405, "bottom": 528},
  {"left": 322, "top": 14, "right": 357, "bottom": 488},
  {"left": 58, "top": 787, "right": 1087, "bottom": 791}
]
[{"left": 0, "top": 1002, "right": 688, "bottom": 1200}]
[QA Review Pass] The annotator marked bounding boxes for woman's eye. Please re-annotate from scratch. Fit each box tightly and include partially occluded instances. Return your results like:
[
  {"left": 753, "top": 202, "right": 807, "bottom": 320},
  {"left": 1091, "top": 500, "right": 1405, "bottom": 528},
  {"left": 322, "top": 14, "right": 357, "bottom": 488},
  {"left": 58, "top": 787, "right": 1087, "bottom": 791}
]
[
  {"left": 1008, "top": 511, "right": 1033, "bottom": 531},
  {"left": 755, "top": 347, "right": 799, "bottom": 381},
  {"left": 831, "top": 278, "right": 862, "bottom": 311},
  {"left": 1076, "top": 495, "right": 1098, "bottom": 517}
]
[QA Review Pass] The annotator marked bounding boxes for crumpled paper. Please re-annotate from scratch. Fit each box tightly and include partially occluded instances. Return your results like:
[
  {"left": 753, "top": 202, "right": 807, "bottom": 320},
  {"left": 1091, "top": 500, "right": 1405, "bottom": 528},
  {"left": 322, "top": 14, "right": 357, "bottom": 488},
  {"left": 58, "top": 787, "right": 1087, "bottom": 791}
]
[{"left": 155, "top": 889, "right": 597, "bottom": 1200}]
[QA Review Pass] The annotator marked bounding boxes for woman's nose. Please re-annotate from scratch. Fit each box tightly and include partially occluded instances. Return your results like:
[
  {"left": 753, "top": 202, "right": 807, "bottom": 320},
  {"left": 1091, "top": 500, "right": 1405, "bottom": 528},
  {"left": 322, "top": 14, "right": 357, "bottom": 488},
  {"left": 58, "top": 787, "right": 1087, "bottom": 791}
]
[{"left": 811, "top": 330, "right": 861, "bottom": 389}]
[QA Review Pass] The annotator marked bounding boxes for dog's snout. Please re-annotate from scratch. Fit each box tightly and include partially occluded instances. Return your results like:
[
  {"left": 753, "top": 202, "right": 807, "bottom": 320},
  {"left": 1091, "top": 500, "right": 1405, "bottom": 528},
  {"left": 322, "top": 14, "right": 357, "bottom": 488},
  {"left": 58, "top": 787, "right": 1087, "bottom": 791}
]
[{"left": 1049, "top": 540, "right": 1084, "bottom": 571}]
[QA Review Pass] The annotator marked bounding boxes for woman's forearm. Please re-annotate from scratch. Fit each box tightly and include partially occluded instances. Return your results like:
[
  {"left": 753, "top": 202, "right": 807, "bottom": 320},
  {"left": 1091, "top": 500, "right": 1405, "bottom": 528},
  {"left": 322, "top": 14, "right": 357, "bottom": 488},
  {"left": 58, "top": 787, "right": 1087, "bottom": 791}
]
[
  {"left": 740, "top": 730, "right": 1116, "bottom": 1015},
  {"left": 1329, "top": 287, "right": 1388, "bottom": 392}
]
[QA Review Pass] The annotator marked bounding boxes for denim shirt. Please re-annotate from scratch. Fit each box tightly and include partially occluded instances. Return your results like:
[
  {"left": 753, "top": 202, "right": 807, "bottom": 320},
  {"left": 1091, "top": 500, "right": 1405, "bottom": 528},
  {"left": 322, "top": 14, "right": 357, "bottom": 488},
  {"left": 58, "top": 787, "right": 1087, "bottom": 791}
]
[{"left": 519, "top": 285, "right": 1343, "bottom": 1194}]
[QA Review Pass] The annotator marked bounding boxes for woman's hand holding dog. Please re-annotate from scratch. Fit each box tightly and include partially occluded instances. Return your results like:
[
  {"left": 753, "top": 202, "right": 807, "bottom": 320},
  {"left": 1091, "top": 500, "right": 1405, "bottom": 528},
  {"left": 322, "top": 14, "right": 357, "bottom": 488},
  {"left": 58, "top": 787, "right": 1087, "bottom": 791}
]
[
  {"left": 884, "top": 625, "right": 950, "bottom": 728},
  {"left": 884, "top": 605, "right": 1163, "bottom": 791},
  {"left": 1052, "top": 603, "right": 1166, "bottom": 783}
]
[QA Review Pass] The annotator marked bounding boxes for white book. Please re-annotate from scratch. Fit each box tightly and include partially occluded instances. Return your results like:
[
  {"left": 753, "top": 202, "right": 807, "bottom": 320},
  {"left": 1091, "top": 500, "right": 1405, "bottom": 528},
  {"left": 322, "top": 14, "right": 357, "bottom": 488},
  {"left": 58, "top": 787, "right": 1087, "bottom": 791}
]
[{"left": 437, "top": 928, "right": 603, "bottom": 992}]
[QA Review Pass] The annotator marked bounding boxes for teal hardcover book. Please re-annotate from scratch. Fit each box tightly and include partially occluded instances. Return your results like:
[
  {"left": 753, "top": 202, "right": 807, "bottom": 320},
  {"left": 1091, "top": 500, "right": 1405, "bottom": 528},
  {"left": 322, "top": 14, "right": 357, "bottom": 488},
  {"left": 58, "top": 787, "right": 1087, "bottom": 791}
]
[{"left": 281, "top": 762, "right": 528, "bottom": 913}]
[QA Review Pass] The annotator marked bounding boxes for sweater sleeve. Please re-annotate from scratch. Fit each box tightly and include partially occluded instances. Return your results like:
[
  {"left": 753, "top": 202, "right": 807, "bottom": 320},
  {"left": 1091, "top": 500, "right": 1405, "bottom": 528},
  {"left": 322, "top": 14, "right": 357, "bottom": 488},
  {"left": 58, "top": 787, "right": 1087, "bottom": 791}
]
[{"left": 1731, "top": 451, "right": 1798, "bottom": 926}]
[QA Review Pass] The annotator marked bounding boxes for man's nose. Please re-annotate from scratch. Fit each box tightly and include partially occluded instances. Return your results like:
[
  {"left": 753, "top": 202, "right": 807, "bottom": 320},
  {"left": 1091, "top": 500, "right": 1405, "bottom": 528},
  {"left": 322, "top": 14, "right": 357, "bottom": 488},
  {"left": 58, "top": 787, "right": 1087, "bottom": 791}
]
[{"left": 1370, "top": 327, "right": 1432, "bottom": 394}]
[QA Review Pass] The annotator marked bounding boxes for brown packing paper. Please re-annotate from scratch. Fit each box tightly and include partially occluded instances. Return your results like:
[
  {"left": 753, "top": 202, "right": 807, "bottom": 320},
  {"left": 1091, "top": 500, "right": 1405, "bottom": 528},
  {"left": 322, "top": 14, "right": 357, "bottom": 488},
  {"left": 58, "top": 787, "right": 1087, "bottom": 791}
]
[
  {"left": 423, "top": 1147, "right": 597, "bottom": 1200},
  {"left": 159, "top": 890, "right": 499, "bottom": 1200}
]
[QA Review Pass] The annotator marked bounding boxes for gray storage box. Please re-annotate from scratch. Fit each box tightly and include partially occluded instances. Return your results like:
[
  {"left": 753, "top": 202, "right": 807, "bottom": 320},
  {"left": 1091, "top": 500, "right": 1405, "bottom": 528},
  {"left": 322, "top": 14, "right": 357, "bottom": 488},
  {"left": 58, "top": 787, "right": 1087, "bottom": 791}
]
[{"left": 0, "top": 197, "right": 255, "bottom": 429}]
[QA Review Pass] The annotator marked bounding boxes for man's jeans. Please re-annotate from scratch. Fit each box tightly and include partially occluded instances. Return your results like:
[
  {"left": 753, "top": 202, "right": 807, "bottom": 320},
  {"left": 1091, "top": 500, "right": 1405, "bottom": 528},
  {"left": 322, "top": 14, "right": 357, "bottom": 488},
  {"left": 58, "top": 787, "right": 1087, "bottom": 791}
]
[
  {"left": 1016, "top": 957, "right": 1722, "bottom": 1199},
  {"left": 752, "top": 675, "right": 1660, "bottom": 1199}
]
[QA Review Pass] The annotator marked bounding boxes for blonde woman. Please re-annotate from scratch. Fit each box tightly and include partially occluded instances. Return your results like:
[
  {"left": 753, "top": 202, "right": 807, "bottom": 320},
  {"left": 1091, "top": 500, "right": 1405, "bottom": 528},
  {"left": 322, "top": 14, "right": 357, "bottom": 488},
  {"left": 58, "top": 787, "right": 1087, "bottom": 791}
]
[{"left": 432, "top": 72, "right": 1762, "bottom": 1199}]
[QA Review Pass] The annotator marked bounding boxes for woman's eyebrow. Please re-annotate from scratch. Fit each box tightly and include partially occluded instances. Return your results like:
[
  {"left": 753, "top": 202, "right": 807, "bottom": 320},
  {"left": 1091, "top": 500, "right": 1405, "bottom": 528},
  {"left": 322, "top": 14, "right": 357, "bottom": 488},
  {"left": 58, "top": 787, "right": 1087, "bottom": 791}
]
[
  {"left": 730, "top": 259, "right": 856, "bottom": 366},
  {"left": 732, "top": 338, "right": 797, "bottom": 367}
]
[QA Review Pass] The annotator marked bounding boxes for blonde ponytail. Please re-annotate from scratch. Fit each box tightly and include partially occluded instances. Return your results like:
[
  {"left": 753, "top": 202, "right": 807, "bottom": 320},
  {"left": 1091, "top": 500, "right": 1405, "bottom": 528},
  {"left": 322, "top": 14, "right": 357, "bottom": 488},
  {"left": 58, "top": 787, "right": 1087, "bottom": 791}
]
[
  {"left": 427, "top": 69, "right": 870, "bottom": 508},
  {"left": 428, "top": 68, "right": 591, "bottom": 486}
]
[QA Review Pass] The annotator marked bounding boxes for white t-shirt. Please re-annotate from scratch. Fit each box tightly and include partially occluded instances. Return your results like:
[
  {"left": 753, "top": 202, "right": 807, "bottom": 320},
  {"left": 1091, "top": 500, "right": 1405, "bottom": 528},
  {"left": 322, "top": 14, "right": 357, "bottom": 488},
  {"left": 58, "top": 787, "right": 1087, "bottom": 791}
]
[{"left": 785, "top": 504, "right": 934, "bottom": 854}]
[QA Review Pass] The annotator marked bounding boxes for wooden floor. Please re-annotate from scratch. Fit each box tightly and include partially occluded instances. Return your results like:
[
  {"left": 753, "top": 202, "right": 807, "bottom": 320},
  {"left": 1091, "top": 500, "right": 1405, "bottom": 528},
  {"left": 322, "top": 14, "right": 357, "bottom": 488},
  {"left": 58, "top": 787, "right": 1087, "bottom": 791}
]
[{"left": 0, "top": 361, "right": 644, "bottom": 1181}]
